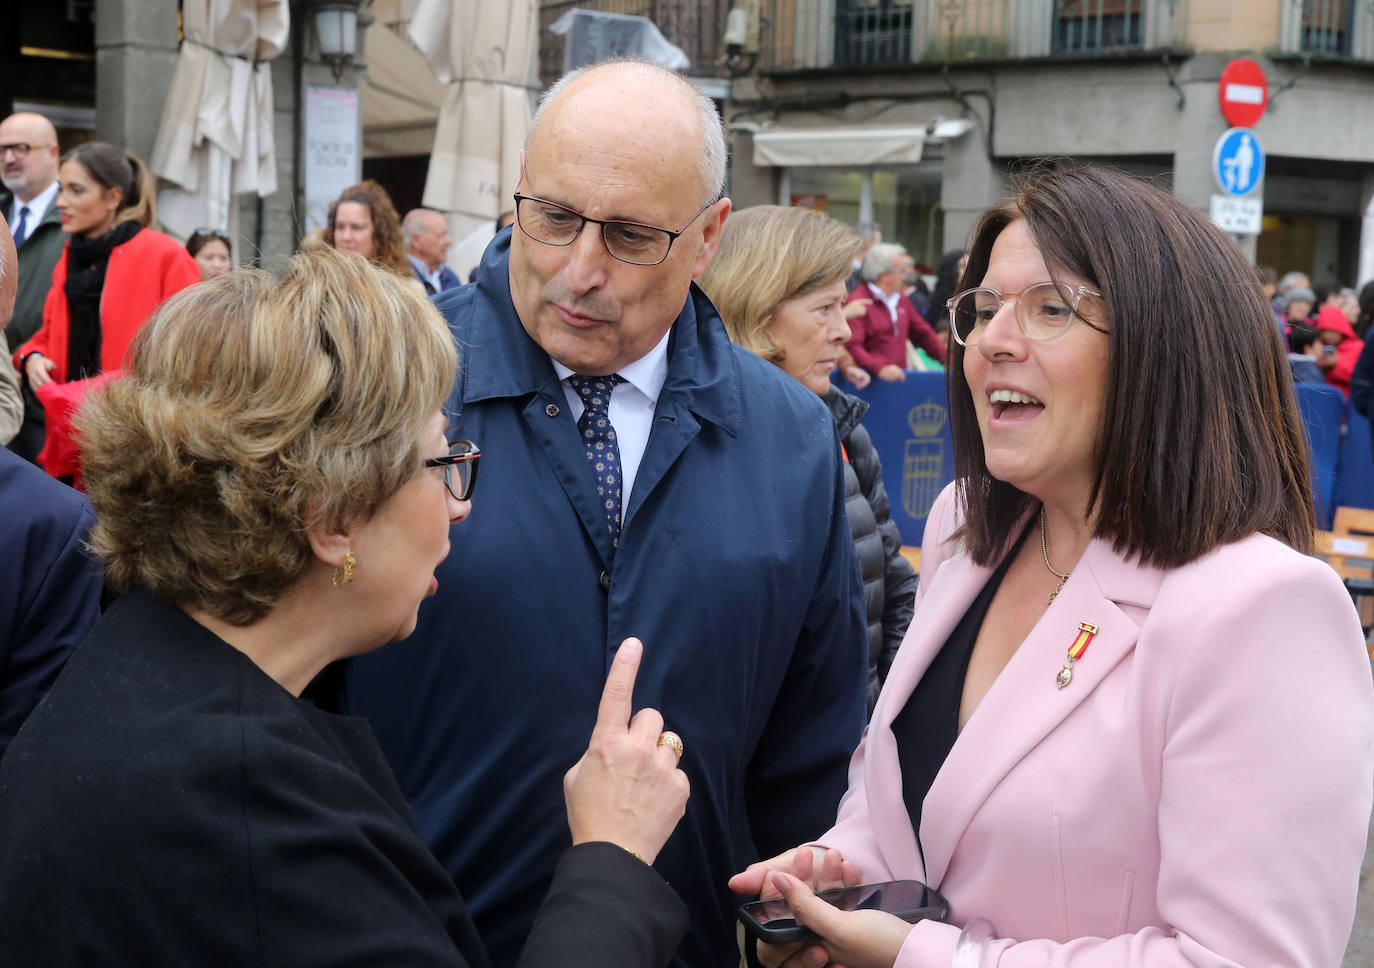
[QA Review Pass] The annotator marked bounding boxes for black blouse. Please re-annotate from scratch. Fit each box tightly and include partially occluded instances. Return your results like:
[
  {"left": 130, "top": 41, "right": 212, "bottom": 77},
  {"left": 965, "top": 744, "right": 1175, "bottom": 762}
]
[{"left": 890, "top": 527, "right": 1028, "bottom": 862}]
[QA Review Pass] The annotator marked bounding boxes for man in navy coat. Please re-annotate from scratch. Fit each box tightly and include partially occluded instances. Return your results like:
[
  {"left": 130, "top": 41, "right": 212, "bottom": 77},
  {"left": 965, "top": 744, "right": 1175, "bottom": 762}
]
[
  {"left": 0, "top": 208, "right": 103, "bottom": 757},
  {"left": 340, "top": 60, "right": 867, "bottom": 968}
]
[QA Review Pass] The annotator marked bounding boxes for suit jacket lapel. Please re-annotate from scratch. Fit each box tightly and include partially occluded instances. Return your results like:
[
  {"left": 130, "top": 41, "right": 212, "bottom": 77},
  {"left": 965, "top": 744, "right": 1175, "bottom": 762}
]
[
  {"left": 453, "top": 242, "right": 621, "bottom": 569},
  {"left": 918, "top": 538, "right": 1162, "bottom": 887},
  {"left": 623, "top": 285, "right": 742, "bottom": 530},
  {"left": 863, "top": 551, "right": 995, "bottom": 882},
  {"left": 520, "top": 379, "right": 620, "bottom": 568}
]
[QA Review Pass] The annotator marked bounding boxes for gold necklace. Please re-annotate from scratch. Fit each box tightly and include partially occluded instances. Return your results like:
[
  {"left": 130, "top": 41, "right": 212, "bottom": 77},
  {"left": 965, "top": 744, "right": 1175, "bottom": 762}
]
[{"left": 1039, "top": 506, "right": 1070, "bottom": 605}]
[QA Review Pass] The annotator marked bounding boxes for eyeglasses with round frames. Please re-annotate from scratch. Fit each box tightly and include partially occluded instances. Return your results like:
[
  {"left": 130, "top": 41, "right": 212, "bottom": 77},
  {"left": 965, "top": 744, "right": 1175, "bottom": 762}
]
[
  {"left": 0, "top": 142, "right": 53, "bottom": 159},
  {"left": 512, "top": 192, "right": 716, "bottom": 267},
  {"left": 424, "top": 439, "right": 481, "bottom": 501},
  {"left": 946, "top": 281, "right": 1107, "bottom": 347}
]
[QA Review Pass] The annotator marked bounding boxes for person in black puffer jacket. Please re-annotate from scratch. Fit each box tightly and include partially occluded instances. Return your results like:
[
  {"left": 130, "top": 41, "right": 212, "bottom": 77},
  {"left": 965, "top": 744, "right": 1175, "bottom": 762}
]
[
  {"left": 700, "top": 205, "right": 917, "bottom": 713},
  {"left": 824, "top": 385, "right": 917, "bottom": 710}
]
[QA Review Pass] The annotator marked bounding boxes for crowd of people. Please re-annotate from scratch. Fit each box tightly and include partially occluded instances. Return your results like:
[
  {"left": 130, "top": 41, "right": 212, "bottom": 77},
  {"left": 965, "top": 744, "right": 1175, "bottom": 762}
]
[
  {"left": 1266, "top": 267, "right": 1373, "bottom": 398},
  {"left": 0, "top": 109, "right": 514, "bottom": 470},
  {"left": 0, "top": 56, "right": 1372, "bottom": 968}
]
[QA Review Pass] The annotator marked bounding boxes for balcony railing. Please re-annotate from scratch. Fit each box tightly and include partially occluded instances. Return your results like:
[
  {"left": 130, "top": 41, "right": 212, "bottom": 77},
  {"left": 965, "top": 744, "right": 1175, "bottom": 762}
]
[
  {"left": 1278, "top": 0, "right": 1374, "bottom": 59},
  {"left": 762, "top": 0, "right": 1190, "bottom": 72},
  {"left": 537, "top": 0, "right": 730, "bottom": 88}
]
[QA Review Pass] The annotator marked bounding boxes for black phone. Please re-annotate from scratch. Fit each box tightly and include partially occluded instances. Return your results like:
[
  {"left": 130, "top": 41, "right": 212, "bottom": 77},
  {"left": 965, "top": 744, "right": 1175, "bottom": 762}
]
[{"left": 737, "top": 879, "right": 948, "bottom": 945}]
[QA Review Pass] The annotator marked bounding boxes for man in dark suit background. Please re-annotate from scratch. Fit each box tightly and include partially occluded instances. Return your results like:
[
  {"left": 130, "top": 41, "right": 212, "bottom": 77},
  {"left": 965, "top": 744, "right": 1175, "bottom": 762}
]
[
  {"left": 0, "top": 112, "right": 64, "bottom": 461},
  {"left": 0, "top": 211, "right": 103, "bottom": 757},
  {"left": 403, "top": 208, "right": 463, "bottom": 295}
]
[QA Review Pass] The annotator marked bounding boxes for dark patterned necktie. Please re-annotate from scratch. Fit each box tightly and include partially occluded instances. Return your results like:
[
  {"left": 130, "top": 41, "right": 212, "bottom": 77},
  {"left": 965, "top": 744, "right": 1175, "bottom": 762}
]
[
  {"left": 12, "top": 206, "right": 28, "bottom": 248},
  {"left": 567, "top": 374, "right": 626, "bottom": 550}
]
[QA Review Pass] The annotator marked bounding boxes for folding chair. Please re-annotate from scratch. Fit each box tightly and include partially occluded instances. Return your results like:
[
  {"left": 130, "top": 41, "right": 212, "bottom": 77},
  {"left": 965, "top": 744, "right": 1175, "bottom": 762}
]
[{"left": 1316, "top": 510, "right": 1374, "bottom": 658}]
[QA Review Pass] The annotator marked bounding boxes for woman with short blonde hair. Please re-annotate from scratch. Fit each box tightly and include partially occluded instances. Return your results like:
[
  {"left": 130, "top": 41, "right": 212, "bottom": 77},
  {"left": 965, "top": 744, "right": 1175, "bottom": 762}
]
[
  {"left": 79, "top": 247, "right": 456, "bottom": 624},
  {"left": 0, "top": 247, "right": 691, "bottom": 967},
  {"left": 703, "top": 205, "right": 858, "bottom": 365}
]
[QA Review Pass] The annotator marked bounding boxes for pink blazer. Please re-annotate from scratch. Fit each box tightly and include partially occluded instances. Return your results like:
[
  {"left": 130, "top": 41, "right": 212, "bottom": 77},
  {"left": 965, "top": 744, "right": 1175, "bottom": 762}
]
[{"left": 819, "top": 484, "right": 1374, "bottom": 967}]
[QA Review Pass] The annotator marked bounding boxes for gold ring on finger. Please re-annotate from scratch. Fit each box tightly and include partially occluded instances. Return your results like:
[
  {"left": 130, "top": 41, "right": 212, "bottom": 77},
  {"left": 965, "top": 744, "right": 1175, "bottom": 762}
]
[{"left": 656, "top": 730, "right": 684, "bottom": 763}]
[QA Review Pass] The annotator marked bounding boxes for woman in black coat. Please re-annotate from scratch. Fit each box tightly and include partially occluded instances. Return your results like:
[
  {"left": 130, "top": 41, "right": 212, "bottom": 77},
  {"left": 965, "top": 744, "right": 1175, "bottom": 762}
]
[
  {"left": 0, "top": 248, "right": 690, "bottom": 967},
  {"left": 701, "top": 206, "right": 918, "bottom": 713}
]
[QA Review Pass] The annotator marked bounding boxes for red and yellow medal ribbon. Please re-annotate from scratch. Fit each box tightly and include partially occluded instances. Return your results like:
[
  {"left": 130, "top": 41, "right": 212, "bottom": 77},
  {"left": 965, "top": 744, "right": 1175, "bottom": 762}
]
[
  {"left": 1056, "top": 622, "right": 1100, "bottom": 690},
  {"left": 1067, "top": 622, "right": 1098, "bottom": 660}
]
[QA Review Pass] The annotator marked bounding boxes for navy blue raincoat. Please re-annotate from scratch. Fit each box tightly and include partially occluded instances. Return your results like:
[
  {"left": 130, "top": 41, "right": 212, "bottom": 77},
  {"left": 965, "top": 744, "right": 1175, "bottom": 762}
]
[{"left": 341, "top": 232, "right": 867, "bottom": 968}]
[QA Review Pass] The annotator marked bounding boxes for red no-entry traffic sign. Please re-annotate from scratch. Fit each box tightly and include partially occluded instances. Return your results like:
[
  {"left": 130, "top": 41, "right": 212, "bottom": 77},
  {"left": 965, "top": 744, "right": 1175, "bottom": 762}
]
[{"left": 1218, "top": 58, "right": 1268, "bottom": 128}]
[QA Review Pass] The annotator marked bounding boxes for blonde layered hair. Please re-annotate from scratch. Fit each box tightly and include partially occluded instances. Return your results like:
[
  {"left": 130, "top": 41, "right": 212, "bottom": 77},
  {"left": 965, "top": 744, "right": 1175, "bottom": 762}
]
[
  {"left": 77, "top": 247, "right": 458, "bottom": 625},
  {"left": 698, "top": 205, "right": 858, "bottom": 364}
]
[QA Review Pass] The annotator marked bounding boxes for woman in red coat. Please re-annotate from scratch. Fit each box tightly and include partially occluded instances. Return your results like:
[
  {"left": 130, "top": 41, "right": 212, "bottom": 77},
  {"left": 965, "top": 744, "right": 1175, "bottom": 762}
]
[{"left": 12, "top": 142, "right": 199, "bottom": 476}]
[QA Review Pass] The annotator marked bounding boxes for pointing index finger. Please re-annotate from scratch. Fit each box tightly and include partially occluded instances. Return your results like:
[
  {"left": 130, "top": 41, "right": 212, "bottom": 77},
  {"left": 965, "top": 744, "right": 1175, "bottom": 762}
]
[{"left": 594, "top": 637, "right": 643, "bottom": 737}]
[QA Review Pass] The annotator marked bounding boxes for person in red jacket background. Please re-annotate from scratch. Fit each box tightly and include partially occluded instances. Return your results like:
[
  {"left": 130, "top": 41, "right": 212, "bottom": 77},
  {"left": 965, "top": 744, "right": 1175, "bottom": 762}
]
[
  {"left": 844, "top": 242, "right": 946, "bottom": 382},
  {"left": 1313, "top": 304, "right": 1364, "bottom": 398},
  {"left": 13, "top": 141, "right": 199, "bottom": 477}
]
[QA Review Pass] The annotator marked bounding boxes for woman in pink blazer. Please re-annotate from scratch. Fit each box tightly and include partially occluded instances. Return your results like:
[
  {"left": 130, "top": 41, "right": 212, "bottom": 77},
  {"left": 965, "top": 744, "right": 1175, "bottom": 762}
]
[{"left": 734, "top": 168, "right": 1374, "bottom": 968}]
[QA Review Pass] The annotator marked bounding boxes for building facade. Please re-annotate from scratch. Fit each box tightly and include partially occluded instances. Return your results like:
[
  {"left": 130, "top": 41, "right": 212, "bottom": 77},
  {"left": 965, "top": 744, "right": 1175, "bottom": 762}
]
[
  {"left": 727, "top": 0, "right": 1374, "bottom": 281},
  {"left": 7, "top": 0, "right": 364, "bottom": 268}
]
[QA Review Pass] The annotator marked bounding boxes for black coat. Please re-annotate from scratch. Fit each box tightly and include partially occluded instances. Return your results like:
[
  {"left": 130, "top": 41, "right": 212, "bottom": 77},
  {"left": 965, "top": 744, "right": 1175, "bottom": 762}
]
[
  {"left": 825, "top": 387, "right": 918, "bottom": 714},
  {"left": 0, "top": 589, "right": 686, "bottom": 966},
  {"left": 0, "top": 446, "right": 102, "bottom": 757}
]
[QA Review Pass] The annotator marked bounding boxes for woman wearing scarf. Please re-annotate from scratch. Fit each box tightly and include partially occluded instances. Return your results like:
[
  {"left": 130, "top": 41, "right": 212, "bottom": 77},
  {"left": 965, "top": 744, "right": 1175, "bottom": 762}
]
[{"left": 12, "top": 141, "right": 198, "bottom": 480}]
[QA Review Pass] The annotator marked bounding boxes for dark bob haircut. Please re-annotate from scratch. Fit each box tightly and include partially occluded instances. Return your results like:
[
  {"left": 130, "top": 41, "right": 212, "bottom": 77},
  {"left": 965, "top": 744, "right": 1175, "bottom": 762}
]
[{"left": 950, "top": 166, "right": 1313, "bottom": 568}]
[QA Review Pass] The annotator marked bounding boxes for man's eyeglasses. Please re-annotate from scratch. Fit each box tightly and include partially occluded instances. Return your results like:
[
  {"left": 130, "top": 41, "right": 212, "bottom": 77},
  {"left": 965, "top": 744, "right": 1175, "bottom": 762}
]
[
  {"left": 424, "top": 439, "right": 481, "bottom": 501},
  {"left": 0, "top": 143, "right": 53, "bottom": 159},
  {"left": 946, "top": 281, "right": 1107, "bottom": 347},
  {"left": 512, "top": 192, "right": 715, "bottom": 267}
]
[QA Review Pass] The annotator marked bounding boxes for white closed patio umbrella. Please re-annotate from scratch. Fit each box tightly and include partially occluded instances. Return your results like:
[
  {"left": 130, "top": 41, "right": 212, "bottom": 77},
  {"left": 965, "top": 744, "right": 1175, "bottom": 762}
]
[
  {"left": 408, "top": 0, "right": 537, "bottom": 279},
  {"left": 150, "top": 0, "right": 289, "bottom": 244}
]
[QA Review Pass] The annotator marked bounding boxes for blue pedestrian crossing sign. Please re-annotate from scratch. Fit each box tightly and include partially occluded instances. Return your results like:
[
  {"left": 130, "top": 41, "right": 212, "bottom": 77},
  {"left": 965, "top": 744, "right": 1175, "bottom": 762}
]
[{"left": 1212, "top": 127, "right": 1264, "bottom": 196}]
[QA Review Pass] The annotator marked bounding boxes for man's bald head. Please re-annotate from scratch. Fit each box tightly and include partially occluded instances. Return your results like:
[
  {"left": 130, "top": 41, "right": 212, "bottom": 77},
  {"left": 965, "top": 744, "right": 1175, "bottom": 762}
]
[
  {"left": 508, "top": 58, "right": 733, "bottom": 377},
  {"left": 0, "top": 214, "right": 17, "bottom": 329},
  {"left": 0, "top": 113, "right": 60, "bottom": 203},
  {"left": 527, "top": 59, "right": 726, "bottom": 208}
]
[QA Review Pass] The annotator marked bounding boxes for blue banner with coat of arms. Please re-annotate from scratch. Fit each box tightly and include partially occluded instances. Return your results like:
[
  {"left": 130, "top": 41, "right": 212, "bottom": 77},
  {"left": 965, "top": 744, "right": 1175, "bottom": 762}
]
[{"left": 845, "top": 371, "right": 956, "bottom": 547}]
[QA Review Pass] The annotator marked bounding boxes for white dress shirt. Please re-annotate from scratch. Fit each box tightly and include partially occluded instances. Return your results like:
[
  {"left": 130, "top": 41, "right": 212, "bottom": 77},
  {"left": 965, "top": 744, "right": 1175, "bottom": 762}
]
[
  {"left": 8, "top": 179, "right": 58, "bottom": 234},
  {"left": 407, "top": 255, "right": 444, "bottom": 292},
  {"left": 551, "top": 328, "right": 670, "bottom": 506}
]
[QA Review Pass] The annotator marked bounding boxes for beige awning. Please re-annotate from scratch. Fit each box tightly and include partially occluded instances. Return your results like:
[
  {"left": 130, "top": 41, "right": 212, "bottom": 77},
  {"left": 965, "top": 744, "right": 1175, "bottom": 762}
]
[
  {"left": 409, "top": 0, "right": 536, "bottom": 220},
  {"left": 361, "top": 21, "right": 445, "bottom": 158},
  {"left": 149, "top": 0, "right": 289, "bottom": 239},
  {"left": 752, "top": 126, "right": 926, "bottom": 167}
]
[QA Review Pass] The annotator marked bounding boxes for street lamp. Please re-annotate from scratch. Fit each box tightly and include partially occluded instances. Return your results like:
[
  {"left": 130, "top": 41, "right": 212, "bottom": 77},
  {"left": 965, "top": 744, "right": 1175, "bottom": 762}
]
[{"left": 307, "top": 1, "right": 361, "bottom": 81}]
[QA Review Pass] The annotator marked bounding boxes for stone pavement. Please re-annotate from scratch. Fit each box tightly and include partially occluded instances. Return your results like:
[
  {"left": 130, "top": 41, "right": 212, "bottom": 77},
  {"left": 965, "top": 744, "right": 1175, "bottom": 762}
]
[{"left": 1345, "top": 794, "right": 1374, "bottom": 966}]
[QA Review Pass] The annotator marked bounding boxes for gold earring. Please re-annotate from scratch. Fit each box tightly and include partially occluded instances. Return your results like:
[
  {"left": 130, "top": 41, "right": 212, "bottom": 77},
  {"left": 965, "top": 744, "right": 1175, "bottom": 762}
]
[{"left": 331, "top": 550, "right": 356, "bottom": 587}]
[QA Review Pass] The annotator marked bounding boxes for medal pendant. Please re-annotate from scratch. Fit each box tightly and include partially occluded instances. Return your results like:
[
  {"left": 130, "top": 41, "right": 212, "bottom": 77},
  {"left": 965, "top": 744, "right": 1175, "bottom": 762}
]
[{"left": 1055, "top": 661, "right": 1074, "bottom": 689}]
